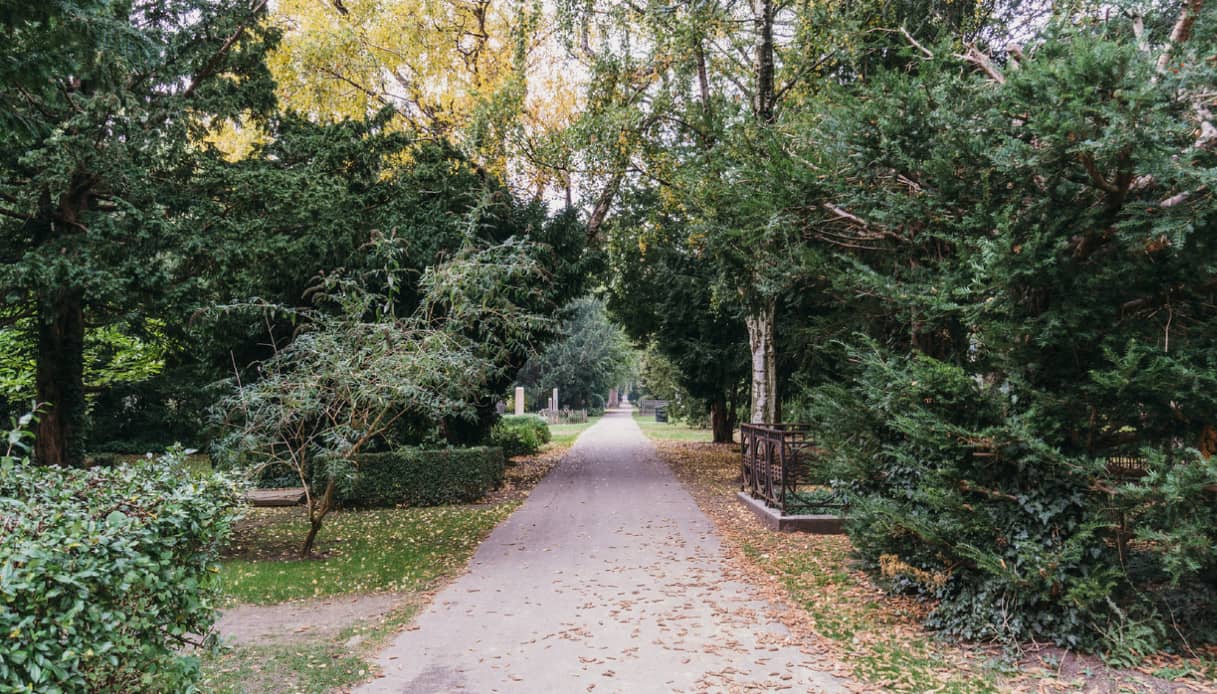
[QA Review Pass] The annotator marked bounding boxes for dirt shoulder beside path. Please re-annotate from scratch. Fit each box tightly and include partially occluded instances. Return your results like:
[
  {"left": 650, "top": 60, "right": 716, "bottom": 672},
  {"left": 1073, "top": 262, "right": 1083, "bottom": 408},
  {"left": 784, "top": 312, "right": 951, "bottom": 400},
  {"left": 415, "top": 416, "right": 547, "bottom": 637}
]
[{"left": 655, "top": 439, "right": 1216, "bottom": 694}]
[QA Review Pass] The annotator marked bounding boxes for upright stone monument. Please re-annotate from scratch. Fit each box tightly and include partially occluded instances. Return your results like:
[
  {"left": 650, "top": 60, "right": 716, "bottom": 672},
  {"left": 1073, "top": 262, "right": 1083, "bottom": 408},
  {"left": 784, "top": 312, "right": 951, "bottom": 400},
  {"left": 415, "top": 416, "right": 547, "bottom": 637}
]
[
  {"left": 514, "top": 386, "right": 525, "bottom": 415},
  {"left": 552, "top": 388, "right": 559, "bottom": 411}
]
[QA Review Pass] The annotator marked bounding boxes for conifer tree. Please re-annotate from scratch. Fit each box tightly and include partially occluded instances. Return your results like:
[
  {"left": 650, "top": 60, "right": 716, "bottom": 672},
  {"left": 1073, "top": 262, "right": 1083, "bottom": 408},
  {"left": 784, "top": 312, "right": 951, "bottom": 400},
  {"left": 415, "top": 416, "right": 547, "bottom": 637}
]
[
  {"left": 799, "top": 5, "right": 1217, "bottom": 648},
  {"left": 0, "top": 0, "right": 279, "bottom": 466}
]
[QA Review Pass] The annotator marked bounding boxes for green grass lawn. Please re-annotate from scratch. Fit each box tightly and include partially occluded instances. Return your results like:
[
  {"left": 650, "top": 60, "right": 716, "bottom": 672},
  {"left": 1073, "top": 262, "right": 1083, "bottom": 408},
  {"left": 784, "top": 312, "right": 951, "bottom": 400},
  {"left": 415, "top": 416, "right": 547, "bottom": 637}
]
[
  {"left": 91, "top": 446, "right": 532, "bottom": 691},
  {"left": 201, "top": 502, "right": 517, "bottom": 692},
  {"left": 632, "top": 412, "right": 716, "bottom": 442},
  {"left": 219, "top": 504, "right": 516, "bottom": 604},
  {"left": 547, "top": 416, "right": 601, "bottom": 445}
]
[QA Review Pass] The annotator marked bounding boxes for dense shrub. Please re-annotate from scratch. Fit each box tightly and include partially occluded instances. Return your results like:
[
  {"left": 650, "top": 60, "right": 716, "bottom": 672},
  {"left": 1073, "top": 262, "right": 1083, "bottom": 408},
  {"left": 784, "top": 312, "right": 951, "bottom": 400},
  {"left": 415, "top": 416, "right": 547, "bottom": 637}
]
[
  {"left": 802, "top": 19, "right": 1217, "bottom": 655},
  {"left": 336, "top": 446, "right": 505, "bottom": 507},
  {"left": 490, "top": 415, "right": 551, "bottom": 458},
  {"left": 0, "top": 450, "right": 241, "bottom": 691}
]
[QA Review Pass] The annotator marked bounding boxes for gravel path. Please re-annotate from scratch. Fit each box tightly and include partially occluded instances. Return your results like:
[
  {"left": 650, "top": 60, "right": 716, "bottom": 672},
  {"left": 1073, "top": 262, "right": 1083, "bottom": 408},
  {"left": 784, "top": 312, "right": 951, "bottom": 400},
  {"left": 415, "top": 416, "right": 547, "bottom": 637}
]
[{"left": 355, "top": 409, "right": 847, "bottom": 693}]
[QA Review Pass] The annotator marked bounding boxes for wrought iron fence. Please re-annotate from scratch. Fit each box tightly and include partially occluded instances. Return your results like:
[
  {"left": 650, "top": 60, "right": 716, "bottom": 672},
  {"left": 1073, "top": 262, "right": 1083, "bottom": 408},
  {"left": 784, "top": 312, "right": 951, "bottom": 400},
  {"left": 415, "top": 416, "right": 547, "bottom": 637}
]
[{"left": 740, "top": 423, "right": 846, "bottom": 515}]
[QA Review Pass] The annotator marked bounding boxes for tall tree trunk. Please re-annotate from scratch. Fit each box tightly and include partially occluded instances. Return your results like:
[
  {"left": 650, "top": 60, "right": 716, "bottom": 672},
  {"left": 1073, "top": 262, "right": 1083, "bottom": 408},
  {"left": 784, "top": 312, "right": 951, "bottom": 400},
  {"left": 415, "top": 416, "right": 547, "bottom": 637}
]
[
  {"left": 751, "top": 0, "right": 776, "bottom": 124},
  {"left": 742, "top": 0, "right": 779, "bottom": 426},
  {"left": 745, "top": 298, "right": 777, "bottom": 424},
  {"left": 710, "top": 394, "right": 736, "bottom": 444},
  {"left": 33, "top": 288, "right": 86, "bottom": 467}
]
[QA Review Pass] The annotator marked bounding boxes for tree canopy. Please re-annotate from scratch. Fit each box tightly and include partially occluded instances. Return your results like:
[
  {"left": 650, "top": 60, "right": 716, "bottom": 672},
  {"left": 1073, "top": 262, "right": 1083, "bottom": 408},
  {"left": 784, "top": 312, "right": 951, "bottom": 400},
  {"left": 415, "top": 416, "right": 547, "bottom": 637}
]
[
  {"left": 0, "top": 0, "right": 279, "bottom": 466},
  {"left": 4, "top": 0, "right": 1217, "bottom": 663},
  {"left": 516, "top": 296, "right": 635, "bottom": 412}
]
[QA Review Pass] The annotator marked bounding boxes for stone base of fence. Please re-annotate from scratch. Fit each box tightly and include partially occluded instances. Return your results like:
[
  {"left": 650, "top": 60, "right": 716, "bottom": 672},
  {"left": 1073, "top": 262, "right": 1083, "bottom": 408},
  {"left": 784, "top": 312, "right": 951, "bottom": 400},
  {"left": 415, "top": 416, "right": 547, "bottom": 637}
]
[{"left": 736, "top": 492, "right": 845, "bottom": 534}]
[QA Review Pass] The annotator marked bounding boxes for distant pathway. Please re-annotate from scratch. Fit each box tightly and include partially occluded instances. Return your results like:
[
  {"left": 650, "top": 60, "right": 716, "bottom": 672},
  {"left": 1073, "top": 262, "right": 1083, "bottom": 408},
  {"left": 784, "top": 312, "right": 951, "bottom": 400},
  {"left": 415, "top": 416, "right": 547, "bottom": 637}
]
[{"left": 356, "top": 409, "right": 846, "bottom": 693}]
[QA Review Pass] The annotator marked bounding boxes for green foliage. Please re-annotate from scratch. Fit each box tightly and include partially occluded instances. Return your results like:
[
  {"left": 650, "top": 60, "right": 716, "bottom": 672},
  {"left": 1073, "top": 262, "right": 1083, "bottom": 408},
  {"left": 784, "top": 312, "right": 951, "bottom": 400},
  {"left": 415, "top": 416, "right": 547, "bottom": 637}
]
[
  {"left": 0, "top": 0, "right": 279, "bottom": 466},
  {"left": 636, "top": 343, "right": 707, "bottom": 424},
  {"left": 212, "top": 233, "right": 552, "bottom": 553},
  {"left": 490, "top": 415, "right": 552, "bottom": 458},
  {"left": 516, "top": 296, "right": 635, "bottom": 411},
  {"left": 335, "top": 447, "right": 505, "bottom": 508},
  {"left": 606, "top": 187, "right": 750, "bottom": 441},
  {"left": 0, "top": 438, "right": 241, "bottom": 691},
  {"left": 797, "top": 10, "right": 1217, "bottom": 653}
]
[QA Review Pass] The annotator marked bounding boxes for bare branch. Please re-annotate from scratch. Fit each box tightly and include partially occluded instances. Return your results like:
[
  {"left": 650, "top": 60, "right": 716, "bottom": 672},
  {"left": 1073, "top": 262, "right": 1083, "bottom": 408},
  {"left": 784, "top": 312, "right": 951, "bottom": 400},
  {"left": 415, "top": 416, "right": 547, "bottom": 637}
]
[
  {"left": 900, "top": 26, "right": 934, "bottom": 60},
  {"left": 318, "top": 66, "right": 394, "bottom": 108},
  {"left": 1155, "top": 0, "right": 1205, "bottom": 75},
  {"left": 823, "top": 203, "right": 874, "bottom": 229},
  {"left": 956, "top": 45, "right": 1006, "bottom": 84},
  {"left": 1078, "top": 152, "right": 1120, "bottom": 194},
  {"left": 586, "top": 170, "right": 624, "bottom": 240},
  {"left": 1159, "top": 186, "right": 1207, "bottom": 208},
  {"left": 773, "top": 50, "right": 838, "bottom": 104}
]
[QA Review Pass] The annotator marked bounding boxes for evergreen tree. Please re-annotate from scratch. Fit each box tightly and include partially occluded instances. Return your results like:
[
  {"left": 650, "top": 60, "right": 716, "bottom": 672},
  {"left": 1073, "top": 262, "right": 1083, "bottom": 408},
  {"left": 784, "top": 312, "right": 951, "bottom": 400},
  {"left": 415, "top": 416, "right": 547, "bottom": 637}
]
[
  {"left": 606, "top": 186, "right": 750, "bottom": 443},
  {"left": 798, "top": 7, "right": 1217, "bottom": 649},
  {"left": 516, "top": 296, "right": 635, "bottom": 412},
  {"left": 0, "top": 0, "right": 279, "bottom": 466}
]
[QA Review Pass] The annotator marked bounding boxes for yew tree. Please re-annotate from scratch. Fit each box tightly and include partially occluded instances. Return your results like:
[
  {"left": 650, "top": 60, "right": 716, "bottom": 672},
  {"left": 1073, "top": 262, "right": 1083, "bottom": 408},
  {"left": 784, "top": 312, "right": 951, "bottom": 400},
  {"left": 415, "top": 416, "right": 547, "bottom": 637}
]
[
  {"left": 799, "top": 4, "right": 1217, "bottom": 650},
  {"left": 606, "top": 186, "right": 750, "bottom": 443},
  {"left": 0, "top": 0, "right": 278, "bottom": 466}
]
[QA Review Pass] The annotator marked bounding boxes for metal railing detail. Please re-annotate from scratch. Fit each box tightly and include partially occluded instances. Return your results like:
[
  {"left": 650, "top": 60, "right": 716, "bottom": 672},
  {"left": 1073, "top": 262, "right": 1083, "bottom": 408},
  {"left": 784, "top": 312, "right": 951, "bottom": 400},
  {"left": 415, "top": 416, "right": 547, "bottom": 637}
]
[{"left": 740, "top": 423, "right": 846, "bottom": 515}]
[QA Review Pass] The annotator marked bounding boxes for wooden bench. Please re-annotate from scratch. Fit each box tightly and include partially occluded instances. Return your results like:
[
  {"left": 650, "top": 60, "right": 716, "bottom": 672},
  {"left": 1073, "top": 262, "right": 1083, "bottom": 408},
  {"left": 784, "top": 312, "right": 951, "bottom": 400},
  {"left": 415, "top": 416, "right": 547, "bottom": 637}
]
[{"left": 245, "top": 487, "right": 306, "bottom": 507}]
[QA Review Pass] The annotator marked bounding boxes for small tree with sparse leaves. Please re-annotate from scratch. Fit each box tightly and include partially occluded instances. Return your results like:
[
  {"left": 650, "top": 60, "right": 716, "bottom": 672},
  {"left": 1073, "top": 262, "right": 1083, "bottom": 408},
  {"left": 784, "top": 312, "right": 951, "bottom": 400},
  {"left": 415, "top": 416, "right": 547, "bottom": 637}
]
[{"left": 212, "top": 234, "right": 550, "bottom": 555}]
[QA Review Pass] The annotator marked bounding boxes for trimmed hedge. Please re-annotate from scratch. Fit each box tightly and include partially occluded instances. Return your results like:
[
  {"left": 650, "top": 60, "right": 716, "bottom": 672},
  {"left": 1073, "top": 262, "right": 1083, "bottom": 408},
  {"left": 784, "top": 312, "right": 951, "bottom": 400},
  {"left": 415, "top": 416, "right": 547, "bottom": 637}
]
[
  {"left": 0, "top": 452, "right": 240, "bottom": 692},
  {"left": 490, "top": 415, "right": 551, "bottom": 458},
  {"left": 337, "top": 446, "right": 505, "bottom": 507}
]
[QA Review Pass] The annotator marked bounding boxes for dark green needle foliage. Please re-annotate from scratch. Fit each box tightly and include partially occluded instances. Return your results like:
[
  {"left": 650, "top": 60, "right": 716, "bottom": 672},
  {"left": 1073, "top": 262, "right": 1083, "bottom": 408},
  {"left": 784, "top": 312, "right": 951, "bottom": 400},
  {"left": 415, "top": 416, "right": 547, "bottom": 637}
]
[
  {"left": 606, "top": 186, "right": 750, "bottom": 443},
  {"left": 799, "top": 10, "right": 1217, "bottom": 654},
  {"left": 515, "top": 296, "right": 635, "bottom": 413},
  {"left": 0, "top": 0, "right": 279, "bottom": 466}
]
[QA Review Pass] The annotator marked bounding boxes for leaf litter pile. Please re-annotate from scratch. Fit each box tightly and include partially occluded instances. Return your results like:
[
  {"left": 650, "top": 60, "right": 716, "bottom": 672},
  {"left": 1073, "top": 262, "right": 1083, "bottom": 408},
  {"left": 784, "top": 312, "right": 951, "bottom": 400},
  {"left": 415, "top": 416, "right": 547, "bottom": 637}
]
[{"left": 654, "top": 440, "right": 1217, "bottom": 693}]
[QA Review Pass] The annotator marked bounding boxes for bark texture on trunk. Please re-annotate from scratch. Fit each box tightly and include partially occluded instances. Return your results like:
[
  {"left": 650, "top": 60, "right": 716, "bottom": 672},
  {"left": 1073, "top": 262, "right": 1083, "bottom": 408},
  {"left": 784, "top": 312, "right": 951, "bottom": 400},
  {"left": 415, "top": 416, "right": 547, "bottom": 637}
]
[
  {"left": 741, "top": 0, "right": 780, "bottom": 427},
  {"left": 302, "top": 476, "right": 337, "bottom": 557},
  {"left": 752, "top": 0, "right": 776, "bottom": 124},
  {"left": 745, "top": 299, "right": 777, "bottom": 424},
  {"left": 34, "top": 289, "right": 86, "bottom": 467},
  {"left": 710, "top": 395, "right": 737, "bottom": 444}
]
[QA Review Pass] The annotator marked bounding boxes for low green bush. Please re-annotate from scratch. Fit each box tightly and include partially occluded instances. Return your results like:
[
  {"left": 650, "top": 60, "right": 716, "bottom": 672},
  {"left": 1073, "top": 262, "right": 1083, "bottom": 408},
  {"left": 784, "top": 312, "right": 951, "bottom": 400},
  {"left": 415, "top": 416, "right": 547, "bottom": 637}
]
[
  {"left": 336, "top": 446, "right": 505, "bottom": 507},
  {"left": 0, "top": 449, "right": 241, "bottom": 692},
  {"left": 490, "top": 415, "right": 551, "bottom": 458}
]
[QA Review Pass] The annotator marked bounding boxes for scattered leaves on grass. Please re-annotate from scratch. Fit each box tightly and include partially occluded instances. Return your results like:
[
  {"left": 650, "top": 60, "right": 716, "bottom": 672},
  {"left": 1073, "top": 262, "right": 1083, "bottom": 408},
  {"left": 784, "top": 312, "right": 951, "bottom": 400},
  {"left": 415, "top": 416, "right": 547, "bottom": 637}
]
[
  {"left": 203, "top": 441, "right": 572, "bottom": 691},
  {"left": 219, "top": 503, "right": 517, "bottom": 605}
]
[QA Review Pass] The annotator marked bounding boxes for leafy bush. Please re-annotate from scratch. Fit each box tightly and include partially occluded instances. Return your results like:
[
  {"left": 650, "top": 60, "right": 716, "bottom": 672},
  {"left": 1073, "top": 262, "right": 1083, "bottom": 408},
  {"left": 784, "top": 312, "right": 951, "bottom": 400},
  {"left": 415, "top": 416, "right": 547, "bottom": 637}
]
[
  {"left": 0, "top": 447, "right": 241, "bottom": 691},
  {"left": 336, "top": 446, "right": 505, "bottom": 507},
  {"left": 490, "top": 415, "right": 551, "bottom": 458}
]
